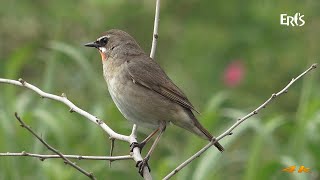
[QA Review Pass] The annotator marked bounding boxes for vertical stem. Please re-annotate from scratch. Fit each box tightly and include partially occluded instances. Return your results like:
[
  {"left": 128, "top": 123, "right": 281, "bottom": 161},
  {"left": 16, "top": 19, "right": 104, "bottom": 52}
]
[{"left": 150, "top": 0, "right": 161, "bottom": 59}]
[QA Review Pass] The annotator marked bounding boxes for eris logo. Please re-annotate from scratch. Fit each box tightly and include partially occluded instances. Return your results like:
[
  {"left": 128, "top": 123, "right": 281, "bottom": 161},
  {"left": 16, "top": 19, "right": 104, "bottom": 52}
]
[{"left": 280, "top": 13, "right": 305, "bottom": 26}]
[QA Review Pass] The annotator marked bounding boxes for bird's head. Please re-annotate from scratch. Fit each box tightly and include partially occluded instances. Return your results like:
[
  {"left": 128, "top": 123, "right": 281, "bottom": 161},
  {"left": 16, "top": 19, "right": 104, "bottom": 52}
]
[{"left": 84, "top": 29, "right": 142, "bottom": 61}]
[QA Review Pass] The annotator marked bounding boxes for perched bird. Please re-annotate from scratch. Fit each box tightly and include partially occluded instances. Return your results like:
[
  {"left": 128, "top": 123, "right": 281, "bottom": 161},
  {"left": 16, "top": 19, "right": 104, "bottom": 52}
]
[{"left": 84, "top": 29, "right": 224, "bottom": 175}]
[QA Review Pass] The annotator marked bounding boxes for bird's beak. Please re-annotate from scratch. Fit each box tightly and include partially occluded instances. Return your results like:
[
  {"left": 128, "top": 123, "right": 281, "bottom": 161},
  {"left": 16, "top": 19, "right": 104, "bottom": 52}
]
[{"left": 84, "top": 41, "right": 99, "bottom": 48}]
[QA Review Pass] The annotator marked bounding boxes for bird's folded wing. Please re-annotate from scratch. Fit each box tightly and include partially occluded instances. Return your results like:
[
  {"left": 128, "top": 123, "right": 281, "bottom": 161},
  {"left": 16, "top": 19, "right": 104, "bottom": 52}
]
[{"left": 126, "top": 56, "right": 200, "bottom": 114}]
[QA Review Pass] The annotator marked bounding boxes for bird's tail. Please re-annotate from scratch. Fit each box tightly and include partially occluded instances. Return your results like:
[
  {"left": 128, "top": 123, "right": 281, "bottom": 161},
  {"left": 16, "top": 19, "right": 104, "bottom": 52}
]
[
  {"left": 175, "top": 109, "right": 224, "bottom": 152},
  {"left": 194, "top": 121, "right": 224, "bottom": 152}
]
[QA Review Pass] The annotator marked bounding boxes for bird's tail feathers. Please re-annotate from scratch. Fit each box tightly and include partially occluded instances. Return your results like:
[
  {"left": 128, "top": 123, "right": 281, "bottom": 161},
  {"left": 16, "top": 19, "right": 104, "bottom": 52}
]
[{"left": 184, "top": 110, "right": 225, "bottom": 152}]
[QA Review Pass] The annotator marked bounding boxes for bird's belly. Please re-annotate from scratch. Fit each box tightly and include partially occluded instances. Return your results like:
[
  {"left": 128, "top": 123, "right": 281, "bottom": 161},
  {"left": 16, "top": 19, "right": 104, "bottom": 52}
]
[{"left": 107, "top": 76, "right": 176, "bottom": 129}]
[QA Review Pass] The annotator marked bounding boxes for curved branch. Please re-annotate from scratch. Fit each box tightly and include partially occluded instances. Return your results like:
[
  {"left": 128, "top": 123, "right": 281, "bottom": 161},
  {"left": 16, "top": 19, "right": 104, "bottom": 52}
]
[
  {"left": 0, "top": 78, "right": 129, "bottom": 141},
  {"left": 163, "top": 63, "right": 317, "bottom": 180}
]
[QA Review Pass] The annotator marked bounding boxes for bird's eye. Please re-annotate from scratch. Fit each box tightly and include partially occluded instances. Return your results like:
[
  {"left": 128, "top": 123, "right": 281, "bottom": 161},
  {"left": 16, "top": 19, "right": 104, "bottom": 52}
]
[{"left": 100, "top": 37, "right": 108, "bottom": 45}]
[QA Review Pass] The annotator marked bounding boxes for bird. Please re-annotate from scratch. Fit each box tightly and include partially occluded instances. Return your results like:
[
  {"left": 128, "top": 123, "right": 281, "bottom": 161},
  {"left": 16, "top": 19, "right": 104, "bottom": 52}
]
[{"left": 84, "top": 29, "right": 224, "bottom": 176}]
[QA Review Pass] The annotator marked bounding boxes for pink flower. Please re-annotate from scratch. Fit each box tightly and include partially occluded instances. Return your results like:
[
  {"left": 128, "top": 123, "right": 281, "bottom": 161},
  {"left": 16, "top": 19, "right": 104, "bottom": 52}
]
[{"left": 223, "top": 60, "right": 245, "bottom": 87}]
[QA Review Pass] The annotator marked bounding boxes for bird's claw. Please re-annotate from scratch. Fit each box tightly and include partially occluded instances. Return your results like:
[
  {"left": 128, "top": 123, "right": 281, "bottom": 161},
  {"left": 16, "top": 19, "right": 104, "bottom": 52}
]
[
  {"left": 130, "top": 142, "right": 146, "bottom": 152},
  {"left": 136, "top": 158, "right": 151, "bottom": 177}
]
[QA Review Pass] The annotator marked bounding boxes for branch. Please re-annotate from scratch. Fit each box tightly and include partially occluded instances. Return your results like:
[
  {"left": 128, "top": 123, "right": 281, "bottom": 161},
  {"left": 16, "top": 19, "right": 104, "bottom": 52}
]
[
  {"left": 128, "top": 0, "right": 162, "bottom": 178},
  {"left": 163, "top": 63, "right": 317, "bottom": 180},
  {"left": 150, "top": 0, "right": 161, "bottom": 59},
  {"left": 14, "top": 113, "right": 96, "bottom": 180},
  {"left": 0, "top": 78, "right": 129, "bottom": 141},
  {"left": 0, "top": 152, "right": 132, "bottom": 161},
  {"left": 129, "top": 125, "right": 152, "bottom": 179},
  {"left": 0, "top": 78, "right": 150, "bottom": 179}
]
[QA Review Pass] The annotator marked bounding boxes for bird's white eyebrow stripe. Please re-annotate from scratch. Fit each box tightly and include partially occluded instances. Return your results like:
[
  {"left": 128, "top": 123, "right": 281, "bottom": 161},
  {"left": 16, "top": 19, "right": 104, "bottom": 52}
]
[{"left": 97, "top": 35, "right": 109, "bottom": 41}]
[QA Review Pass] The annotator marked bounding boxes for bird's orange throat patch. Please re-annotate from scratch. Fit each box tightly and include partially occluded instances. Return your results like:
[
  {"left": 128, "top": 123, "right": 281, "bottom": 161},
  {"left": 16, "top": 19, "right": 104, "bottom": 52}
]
[{"left": 99, "top": 51, "right": 107, "bottom": 61}]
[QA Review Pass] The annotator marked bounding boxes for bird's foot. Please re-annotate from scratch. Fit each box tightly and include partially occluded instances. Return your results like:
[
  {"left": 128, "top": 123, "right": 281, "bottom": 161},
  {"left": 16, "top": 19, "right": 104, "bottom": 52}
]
[
  {"left": 130, "top": 141, "right": 146, "bottom": 152},
  {"left": 136, "top": 157, "right": 151, "bottom": 177}
]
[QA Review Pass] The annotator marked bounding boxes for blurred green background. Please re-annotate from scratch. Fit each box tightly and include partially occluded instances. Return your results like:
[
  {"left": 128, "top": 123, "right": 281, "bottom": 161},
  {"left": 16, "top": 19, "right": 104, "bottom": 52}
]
[{"left": 0, "top": 0, "right": 319, "bottom": 179}]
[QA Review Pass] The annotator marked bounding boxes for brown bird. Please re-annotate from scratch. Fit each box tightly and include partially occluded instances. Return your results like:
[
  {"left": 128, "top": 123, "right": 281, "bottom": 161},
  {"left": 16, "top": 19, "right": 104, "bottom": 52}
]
[{"left": 84, "top": 29, "right": 224, "bottom": 175}]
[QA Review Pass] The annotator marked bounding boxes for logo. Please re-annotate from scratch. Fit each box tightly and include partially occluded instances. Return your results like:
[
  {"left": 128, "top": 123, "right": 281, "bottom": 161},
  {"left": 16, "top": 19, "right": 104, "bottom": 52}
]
[
  {"left": 282, "top": 165, "right": 310, "bottom": 173},
  {"left": 280, "top": 13, "right": 305, "bottom": 26}
]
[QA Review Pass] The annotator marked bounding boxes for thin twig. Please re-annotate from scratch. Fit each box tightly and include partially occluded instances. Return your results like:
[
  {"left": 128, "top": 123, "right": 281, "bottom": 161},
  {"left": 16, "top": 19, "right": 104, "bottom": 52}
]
[
  {"left": 150, "top": 0, "right": 161, "bottom": 59},
  {"left": 0, "top": 152, "right": 132, "bottom": 161},
  {"left": 163, "top": 63, "right": 317, "bottom": 180},
  {"left": 109, "top": 137, "right": 115, "bottom": 167},
  {"left": 14, "top": 113, "right": 96, "bottom": 180}
]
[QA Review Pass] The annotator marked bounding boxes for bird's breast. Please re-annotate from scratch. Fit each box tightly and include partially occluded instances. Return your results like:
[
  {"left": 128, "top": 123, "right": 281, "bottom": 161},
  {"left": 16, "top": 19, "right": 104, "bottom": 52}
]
[
  {"left": 102, "top": 61, "right": 158, "bottom": 128},
  {"left": 102, "top": 61, "right": 179, "bottom": 129}
]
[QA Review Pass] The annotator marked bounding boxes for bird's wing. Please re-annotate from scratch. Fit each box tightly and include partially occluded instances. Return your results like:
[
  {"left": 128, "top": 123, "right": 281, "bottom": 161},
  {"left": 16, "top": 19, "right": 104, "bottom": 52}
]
[{"left": 126, "top": 56, "right": 200, "bottom": 114}]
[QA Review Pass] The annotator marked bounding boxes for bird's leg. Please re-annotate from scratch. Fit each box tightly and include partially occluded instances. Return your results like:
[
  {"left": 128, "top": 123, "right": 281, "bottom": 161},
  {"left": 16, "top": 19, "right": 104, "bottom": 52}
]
[
  {"left": 130, "top": 127, "right": 159, "bottom": 152},
  {"left": 136, "top": 122, "right": 166, "bottom": 176}
]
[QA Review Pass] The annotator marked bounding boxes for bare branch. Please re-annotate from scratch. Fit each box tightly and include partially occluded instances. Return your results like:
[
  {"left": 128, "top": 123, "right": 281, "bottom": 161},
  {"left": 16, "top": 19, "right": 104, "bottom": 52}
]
[
  {"left": 130, "top": 124, "right": 138, "bottom": 138},
  {"left": 109, "top": 137, "right": 115, "bottom": 167},
  {"left": 0, "top": 78, "right": 129, "bottom": 141},
  {"left": 0, "top": 78, "right": 151, "bottom": 179},
  {"left": 14, "top": 113, "right": 96, "bottom": 180},
  {"left": 150, "top": 0, "right": 161, "bottom": 59},
  {"left": 163, "top": 63, "right": 317, "bottom": 180},
  {"left": 0, "top": 152, "right": 132, "bottom": 161},
  {"left": 131, "top": 143, "right": 152, "bottom": 180}
]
